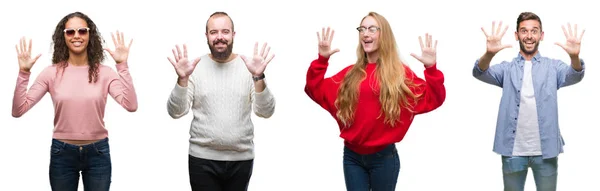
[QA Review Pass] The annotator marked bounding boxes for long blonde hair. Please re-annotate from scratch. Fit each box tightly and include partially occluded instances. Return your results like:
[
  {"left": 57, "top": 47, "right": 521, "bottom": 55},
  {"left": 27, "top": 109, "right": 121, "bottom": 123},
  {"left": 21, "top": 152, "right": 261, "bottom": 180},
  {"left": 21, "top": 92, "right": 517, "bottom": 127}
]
[{"left": 335, "top": 12, "right": 421, "bottom": 127}]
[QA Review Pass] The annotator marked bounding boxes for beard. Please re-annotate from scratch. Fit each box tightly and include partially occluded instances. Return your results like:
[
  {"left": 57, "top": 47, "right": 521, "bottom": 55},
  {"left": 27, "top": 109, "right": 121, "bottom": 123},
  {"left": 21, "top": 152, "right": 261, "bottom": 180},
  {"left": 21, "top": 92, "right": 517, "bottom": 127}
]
[
  {"left": 518, "top": 39, "right": 540, "bottom": 55},
  {"left": 208, "top": 39, "right": 234, "bottom": 60}
]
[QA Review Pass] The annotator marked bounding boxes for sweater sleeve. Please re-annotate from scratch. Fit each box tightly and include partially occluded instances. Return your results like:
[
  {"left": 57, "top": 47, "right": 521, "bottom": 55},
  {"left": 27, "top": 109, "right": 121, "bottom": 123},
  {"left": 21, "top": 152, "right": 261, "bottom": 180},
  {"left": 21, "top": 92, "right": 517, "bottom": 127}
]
[
  {"left": 407, "top": 64, "right": 446, "bottom": 114},
  {"left": 167, "top": 75, "right": 195, "bottom": 119},
  {"left": 108, "top": 62, "right": 138, "bottom": 112},
  {"left": 12, "top": 67, "right": 52, "bottom": 117},
  {"left": 304, "top": 55, "right": 346, "bottom": 112},
  {"left": 251, "top": 80, "right": 275, "bottom": 118}
]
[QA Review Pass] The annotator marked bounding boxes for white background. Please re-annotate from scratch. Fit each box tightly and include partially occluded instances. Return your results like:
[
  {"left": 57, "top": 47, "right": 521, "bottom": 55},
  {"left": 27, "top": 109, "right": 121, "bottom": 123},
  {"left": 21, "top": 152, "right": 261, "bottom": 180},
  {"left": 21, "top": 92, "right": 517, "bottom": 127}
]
[{"left": 1, "top": 0, "right": 598, "bottom": 190}]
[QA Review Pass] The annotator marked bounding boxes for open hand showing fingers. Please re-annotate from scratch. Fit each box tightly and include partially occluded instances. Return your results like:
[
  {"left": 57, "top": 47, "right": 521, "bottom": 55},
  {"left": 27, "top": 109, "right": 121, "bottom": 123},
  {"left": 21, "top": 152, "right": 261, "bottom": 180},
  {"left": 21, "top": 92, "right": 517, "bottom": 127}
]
[
  {"left": 481, "top": 21, "right": 512, "bottom": 54},
  {"left": 410, "top": 33, "right": 438, "bottom": 67},
  {"left": 317, "top": 27, "right": 340, "bottom": 58},
  {"left": 167, "top": 44, "right": 200, "bottom": 78},
  {"left": 15, "top": 37, "right": 41, "bottom": 72}
]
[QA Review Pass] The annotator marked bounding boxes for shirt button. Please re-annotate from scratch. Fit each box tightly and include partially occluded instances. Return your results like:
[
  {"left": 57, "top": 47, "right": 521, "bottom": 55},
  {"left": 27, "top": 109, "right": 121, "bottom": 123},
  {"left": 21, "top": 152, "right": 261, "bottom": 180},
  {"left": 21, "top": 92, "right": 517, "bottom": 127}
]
[
  {"left": 512, "top": 130, "right": 516, "bottom": 133},
  {"left": 517, "top": 104, "right": 520, "bottom": 107},
  {"left": 514, "top": 117, "right": 517, "bottom": 120}
]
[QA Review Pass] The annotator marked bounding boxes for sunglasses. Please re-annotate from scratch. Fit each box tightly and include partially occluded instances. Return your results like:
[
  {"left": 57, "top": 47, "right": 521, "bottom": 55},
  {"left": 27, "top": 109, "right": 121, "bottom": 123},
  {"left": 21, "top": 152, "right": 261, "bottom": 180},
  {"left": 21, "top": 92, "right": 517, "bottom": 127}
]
[{"left": 63, "top": 27, "right": 90, "bottom": 36}]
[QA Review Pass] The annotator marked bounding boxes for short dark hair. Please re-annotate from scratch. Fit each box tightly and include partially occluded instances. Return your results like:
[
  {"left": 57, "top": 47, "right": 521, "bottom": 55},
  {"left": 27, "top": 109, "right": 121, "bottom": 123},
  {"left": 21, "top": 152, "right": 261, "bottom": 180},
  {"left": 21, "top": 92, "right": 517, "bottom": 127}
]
[
  {"left": 516, "top": 12, "right": 542, "bottom": 31},
  {"left": 205, "top": 11, "right": 234, "bottom": 33}
]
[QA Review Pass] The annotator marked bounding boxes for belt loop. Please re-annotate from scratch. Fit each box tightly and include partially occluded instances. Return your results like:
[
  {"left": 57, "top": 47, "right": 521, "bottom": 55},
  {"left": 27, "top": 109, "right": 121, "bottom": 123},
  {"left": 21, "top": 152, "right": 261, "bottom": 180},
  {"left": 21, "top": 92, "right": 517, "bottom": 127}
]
[{"left": 92, "top": 139, "right": 100, "bottom": 149}]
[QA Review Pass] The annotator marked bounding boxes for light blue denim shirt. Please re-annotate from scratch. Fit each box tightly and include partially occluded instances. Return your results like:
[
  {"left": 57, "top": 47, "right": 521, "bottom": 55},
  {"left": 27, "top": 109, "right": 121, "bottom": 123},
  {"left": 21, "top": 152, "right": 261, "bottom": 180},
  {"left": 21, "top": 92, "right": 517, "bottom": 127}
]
[{"left": 472, "top": 52, "right": 585, "bottom": 159}]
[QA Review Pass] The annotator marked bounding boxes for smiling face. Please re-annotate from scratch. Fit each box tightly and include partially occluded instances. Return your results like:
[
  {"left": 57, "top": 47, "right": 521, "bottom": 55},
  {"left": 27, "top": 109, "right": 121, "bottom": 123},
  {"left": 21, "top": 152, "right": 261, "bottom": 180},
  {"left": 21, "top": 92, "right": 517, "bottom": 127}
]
[
  {"left": 64, "top": 17, "right": 89, "bottom": 56},
  {"left": 206, "top": 15, "right": 235, "bottom": 61},
  {"left": 359, "top": 16, "right": 380, "bottom": 54},
  {"left": 515, "top": 19, "right": 544, "bottom": 56}
]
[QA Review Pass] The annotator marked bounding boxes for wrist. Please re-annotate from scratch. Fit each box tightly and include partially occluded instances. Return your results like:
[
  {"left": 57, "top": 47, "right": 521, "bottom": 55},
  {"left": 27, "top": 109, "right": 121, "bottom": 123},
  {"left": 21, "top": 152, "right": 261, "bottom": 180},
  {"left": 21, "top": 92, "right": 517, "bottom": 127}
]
[
  {"left": 569, "top": 55, "right": 580, "bottom": 60},
  {"left": 484, "top": 51, "right": 497, "bottom": 57},
  {"left": 177, "top": 77, "right": 189, "bottom": 87},
  {"left": 178, "top": 76, "right": 189, "bottom": 81},
  {"left": 252, "top": 73, "right": 265, "bottom": 82}
]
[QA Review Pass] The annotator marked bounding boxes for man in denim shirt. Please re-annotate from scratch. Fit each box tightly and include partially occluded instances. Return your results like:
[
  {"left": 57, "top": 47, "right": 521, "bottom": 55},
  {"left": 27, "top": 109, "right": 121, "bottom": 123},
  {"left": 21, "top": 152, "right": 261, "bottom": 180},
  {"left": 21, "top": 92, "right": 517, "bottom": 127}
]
[{"left": 472, "top": 12, "right": 585, "bottom": 191}]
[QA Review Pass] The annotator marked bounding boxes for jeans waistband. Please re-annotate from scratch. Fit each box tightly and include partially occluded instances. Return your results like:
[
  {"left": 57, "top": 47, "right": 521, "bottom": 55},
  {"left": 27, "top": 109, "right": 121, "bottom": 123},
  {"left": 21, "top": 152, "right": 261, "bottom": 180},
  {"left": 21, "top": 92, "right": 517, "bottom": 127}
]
[
  {"left": 345, "top": 143, "right": 396, "bottom": 156},
  {"left": 51, "top": 137, "right": 109, "bottom": 150}
]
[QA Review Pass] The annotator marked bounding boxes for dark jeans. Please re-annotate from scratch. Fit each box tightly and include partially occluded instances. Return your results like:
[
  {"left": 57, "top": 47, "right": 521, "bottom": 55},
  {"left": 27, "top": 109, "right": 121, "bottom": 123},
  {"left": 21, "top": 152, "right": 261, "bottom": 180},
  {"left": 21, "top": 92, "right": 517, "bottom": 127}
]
[
  {"left": 188, "top": 155, "right": 254, "bottom": 191},
  {"left": 49, "top": 138, "right": 111, "bottom": 191},
  {"left": 343, "top": 144, "right": 400, "bottom": 191}
]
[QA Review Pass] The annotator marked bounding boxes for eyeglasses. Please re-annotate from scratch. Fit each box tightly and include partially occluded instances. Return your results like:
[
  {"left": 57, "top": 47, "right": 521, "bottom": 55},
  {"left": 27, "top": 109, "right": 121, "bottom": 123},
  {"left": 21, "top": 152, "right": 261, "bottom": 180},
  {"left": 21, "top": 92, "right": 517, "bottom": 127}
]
[
  {"left": 63, "top": 27, "right": 90, "bottom": 36},
  {"left": 357, "top": 26, "right": 380, "bottom": 34}
]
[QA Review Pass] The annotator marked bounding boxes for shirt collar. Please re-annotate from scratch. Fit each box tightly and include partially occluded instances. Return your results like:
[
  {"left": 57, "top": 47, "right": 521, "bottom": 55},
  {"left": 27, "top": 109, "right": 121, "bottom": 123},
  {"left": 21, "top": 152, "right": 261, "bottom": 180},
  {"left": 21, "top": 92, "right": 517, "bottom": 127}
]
[{"left": 517, "top": 51, "right": 541, "bottom": 62}]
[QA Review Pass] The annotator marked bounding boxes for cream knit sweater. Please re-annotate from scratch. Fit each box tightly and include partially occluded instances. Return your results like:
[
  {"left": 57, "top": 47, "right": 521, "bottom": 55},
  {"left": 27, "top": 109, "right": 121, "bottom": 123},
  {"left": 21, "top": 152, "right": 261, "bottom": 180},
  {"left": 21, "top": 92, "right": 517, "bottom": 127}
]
[{"left": 167, "top": 54, "right": 275, "bottom": 161}]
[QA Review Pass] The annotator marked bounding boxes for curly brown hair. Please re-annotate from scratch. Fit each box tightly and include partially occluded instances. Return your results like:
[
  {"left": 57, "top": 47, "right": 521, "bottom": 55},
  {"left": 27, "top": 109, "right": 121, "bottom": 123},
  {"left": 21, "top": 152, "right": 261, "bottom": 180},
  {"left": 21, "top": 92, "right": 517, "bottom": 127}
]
[{"left": 51, "top": 12, "right": 105, "bottom": 83}]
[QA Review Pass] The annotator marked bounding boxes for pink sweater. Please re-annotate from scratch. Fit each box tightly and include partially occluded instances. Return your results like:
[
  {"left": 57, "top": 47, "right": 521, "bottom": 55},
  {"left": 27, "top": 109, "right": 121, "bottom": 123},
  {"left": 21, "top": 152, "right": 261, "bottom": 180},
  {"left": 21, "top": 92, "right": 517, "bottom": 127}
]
[{"left": 12, "top": 62, "right": 138, "bottom": 140}]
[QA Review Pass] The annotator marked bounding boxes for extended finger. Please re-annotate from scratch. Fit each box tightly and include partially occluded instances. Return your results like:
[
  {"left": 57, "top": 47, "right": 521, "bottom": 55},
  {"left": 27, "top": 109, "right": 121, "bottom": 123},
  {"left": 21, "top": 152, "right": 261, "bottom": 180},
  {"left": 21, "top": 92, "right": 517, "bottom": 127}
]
[
  {"left": 128, "top": 39, "right": 133, "bottom": 48},
  {"left": 555, "top": 42, "right": 567, "bottom": 50},
  {"left": 183, "top": 44, "right": 189, "bottom": 58},
  {"left": 574, "top": 24, "right": 578, "bottom": 39},
  {"left": 120, "top": 31, "right": 125, "bottom": 45},
  {"left": 240, "top": 55, "right": 248, "bottom": 64},
  {"left": 568, "top": 23, "right": 573, "bottom": 37},
  {"left": 496, "top": 21, "right": 503, "bottom": 35},
  {"left": 33, "top": 54, "right": 41, "bottom": 63},
  {"left": 254, "top": 42, "right": 259, "bottom": 56},
  {"left": 330, "top": 48, "right": 340, "bottom": 55},
  {"left": 500, "top": 25, "right": 509, "bottom": 37},
  {"left": 176, "top": 44, "right": 182, "bottom": 59},
  {"left": 481, "top": 27, "right": 490, "bottom": 37},
  {"left": 316, "top": 31, "right": 321, "bottom": 43},
  {"left": 192, "top": 57, "right": 201, "bottom": 67},
  {"left": 171, "top": 48, "right": 177, "bottom": 60},
  {"left": 330, "top": 30, "right": 335, "bottom": 43},
  {"left": 28, "top": 39, "right": 33, "bottom": 55},
  {"left": 262, "top": 46, "right": 271, "bottom": 59},
  {"left": 111, "top": 32, "right": 117, "bottom": 46},
  {"left": 418, "top": 36, "right": 424, "bottom": 50},
  {"left": 265, "top": 54, "right": 275, "bottom": 65},
  {"left": 410, "top": 53, "right": 422, "bottom": 62},
  {"left": 260, "top": 42, "right": 267, "bottom": 57},
  {"left": 167, "top": 57, "right": 176, "bottom": 67},
  {"left": 426, "top": 33, "right": 431, "bottom": 47},
  {"left": 579, "top": 29, "right": 586, "bottom": 41},
  {"left": 492, "top": 21, "right": 496, "bottom": 35},
  {"left": 116, "top": 30, "right": 122, "bottom": 44},
  {"left": 20, "top": 37, "right": 25, "bottom": 53},
  {"left": 172, "top": 48, "right": 179, "bottom": 63},
  {"left": 561, "top": 25, "right": 568, "bottom": 39}
]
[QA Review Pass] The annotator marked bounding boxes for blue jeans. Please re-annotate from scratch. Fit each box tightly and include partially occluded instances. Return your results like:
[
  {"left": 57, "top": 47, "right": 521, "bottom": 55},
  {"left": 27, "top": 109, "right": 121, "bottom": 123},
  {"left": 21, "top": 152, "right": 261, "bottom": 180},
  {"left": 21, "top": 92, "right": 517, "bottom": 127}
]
[
  {"left": 502, "top": 155, "right": 558, "bottom": 191},
  {"left": 49, "top": 138, "right": 112, "bottom": 191},
  {"left": 343, "top": 144, "right": 400, "bottom": 191}
]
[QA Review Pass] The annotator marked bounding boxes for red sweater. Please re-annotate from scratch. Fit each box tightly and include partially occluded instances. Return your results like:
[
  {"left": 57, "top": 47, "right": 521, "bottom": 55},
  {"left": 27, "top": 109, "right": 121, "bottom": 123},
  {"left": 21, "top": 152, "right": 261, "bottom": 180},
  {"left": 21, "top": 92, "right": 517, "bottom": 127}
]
[{"left": 305, "top": 55, "right": 446, "bottom": 154}]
